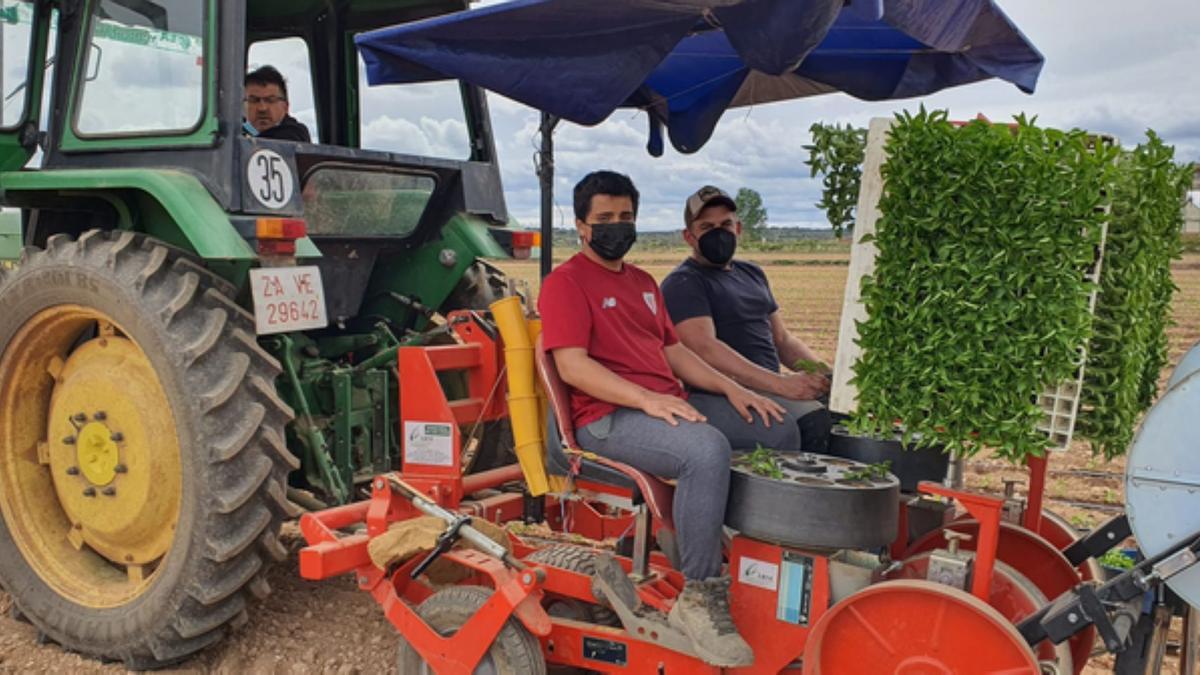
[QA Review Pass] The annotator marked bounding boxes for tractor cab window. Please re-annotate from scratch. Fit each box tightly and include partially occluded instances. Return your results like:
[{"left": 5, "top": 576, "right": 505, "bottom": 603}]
[
  {"left": 357, "top": 53, "right": 470, "bottom": 159},
  {"left": 246, "top": 38, "right": 317, "bottom": 141},
  {"left": 302, "top": 167, "right": 434, "bottom": 237},
  {"left": 0, "top": 0, "right": 34, "bottom": 126},
  {"left": 0, "top": 0, "right": 35, "bottom": 127},
  {"left": 75, "top": 0, "right": 205, "bottom": 136}
]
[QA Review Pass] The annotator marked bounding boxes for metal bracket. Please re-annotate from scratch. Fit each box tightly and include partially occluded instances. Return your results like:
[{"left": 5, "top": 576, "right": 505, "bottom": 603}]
[
  {"left": 1019, "top": 531, "right": 1200, "bottom": 654},
  {"left": 1062, "top": 514, "right": 1130, "bottom": 566},
  {"left": 1145, "top": 547, "right": 1198, "bottom": 584}
]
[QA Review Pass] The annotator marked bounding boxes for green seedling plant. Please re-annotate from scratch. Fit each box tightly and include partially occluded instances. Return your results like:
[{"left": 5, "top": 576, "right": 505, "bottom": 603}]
[
  {"left": 1098, "top": 548, "right": 1135, "bottom": 570},
  {"left": 1051, "top": 479, "right": 1069, "bottom": 498},
  {"left": 1069, "top": 513, "right": 1094, "bottom": 530},
  {"left": 842, "top": 460, "right": 892, "bottom": 482},
  {"left": 792, "top": 358, "right": 831, "bottom": 375},
  {"left": 805, "top": 122, "right": 867, "bottom": 239},
  {"left": 737, "top": 444, "right": 785, "bottom": 479}
]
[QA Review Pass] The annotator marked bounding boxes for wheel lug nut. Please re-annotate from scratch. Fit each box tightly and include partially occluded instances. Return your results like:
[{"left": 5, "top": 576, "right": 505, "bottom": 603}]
[
  {"left": 114, "top": 464, "right": 127, "bottom": 474},
  {"left": 110, "top": 432, "right": 124, "bottom": 442},
  {"left": 72, "top": 413, "right": 87, "bottom": 423},
  {"left": 82, "top": 487, "right": 96, "bottom": 497},
  {"left": 101, "top": 486, "right": 116, "bottom": 497},
  {"left": 62, "top": 435, "right": 76, "bottom": 445},
  {"left": 66, "top": 466, "right": 80, "bottom": 476},
  {"left": 94, "top": 411, "right": 106, "bottom": 421}
]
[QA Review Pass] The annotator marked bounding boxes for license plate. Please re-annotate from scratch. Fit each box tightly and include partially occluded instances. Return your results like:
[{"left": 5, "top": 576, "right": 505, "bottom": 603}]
[{"left": 249, "top": 266, "right": 328, "bottom": 335}]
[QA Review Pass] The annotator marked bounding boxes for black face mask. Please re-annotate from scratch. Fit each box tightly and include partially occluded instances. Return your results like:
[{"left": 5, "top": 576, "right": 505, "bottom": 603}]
[
  {"left": 587, "top": 221, "right": 637, "bottom": 261},
  {"left": 698, "top": 227, "right": 737, "bottom": 266}
]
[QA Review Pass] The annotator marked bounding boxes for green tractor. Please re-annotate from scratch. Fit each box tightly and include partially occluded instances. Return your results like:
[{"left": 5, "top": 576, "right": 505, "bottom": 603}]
[{"left": 0, "top": 0, "right": 522, "bottom": 667}]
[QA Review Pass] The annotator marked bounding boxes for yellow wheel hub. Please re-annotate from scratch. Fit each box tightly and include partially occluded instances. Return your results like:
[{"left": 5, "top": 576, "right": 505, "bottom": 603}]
[
  {"left": 0, "top": 306, "right": 183, "bottom": 608},
  {"left": 76, "top": 422, "right": 119, "bottom": 486}
]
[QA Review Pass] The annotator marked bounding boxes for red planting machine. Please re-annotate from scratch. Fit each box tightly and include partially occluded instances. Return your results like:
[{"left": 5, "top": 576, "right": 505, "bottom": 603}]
[{"left": 298, "top": 300, "right": 1200, "bottom": 674}]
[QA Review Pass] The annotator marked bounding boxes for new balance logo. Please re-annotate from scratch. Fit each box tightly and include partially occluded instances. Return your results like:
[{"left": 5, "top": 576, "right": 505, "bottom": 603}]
[{"left": 601, "top": 297, "right": 617, "bottom": 309}]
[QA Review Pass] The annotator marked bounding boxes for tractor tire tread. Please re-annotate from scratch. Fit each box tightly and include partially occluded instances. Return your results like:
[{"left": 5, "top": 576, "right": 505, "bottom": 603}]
[{"left": 0, "top": 230, "right": 298, "bottom": 669}]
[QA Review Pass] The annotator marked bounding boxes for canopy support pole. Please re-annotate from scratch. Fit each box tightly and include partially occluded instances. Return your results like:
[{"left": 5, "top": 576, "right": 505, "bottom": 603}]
[{"left": 537, "top": 112, "right": 560, "bottom": 279}]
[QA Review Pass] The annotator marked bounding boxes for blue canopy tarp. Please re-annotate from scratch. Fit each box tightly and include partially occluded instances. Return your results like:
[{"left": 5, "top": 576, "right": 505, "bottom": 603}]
[{"left": 356, "top": 0, "right": 1043, "bottom": 154}]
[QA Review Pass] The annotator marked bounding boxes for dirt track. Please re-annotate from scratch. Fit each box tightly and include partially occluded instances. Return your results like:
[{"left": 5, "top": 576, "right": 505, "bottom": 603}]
[{"left": 0, "top": 525, "right": 400, "bottom": 674}]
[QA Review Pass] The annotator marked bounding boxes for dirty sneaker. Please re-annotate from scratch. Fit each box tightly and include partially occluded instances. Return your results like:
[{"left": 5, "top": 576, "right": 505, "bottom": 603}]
[{"left": 667, "top": 577, "right": 754, "bottom": 667}]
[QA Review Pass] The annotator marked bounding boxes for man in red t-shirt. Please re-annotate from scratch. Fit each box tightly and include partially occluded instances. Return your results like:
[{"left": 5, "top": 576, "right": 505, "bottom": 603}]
[{"left": 539, "top": 171, "right": 801, "bottom": 668}]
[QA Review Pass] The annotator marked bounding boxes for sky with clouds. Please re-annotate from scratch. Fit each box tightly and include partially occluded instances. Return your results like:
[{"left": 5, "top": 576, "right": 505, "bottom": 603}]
[{"left": 256, "top": 0, "right": 1200, "bottom": 232}]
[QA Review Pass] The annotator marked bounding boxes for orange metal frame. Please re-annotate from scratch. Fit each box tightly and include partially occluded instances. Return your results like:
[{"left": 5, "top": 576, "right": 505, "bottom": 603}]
[
  {"left": 918, "top": 481, "right": 1004, "bottom": 601},
  {"left": 299, "top": 474, "right": 710, "bottom": 673}
]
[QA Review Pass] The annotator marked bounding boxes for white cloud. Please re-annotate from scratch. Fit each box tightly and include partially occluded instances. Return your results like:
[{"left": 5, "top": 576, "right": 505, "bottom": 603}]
[{"left": 362, "top": 115, "right": 471, "bottom": 159}]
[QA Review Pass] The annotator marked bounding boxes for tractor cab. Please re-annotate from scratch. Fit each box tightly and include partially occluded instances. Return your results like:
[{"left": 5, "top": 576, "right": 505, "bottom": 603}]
[{"left": 0, "top": 0, "right": 511, "bottom": 327}]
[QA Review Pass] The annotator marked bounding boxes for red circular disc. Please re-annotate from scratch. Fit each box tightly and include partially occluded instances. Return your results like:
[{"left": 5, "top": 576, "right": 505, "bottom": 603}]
[
  {"left": 1037, "top": 509, "right": 1103, "bottom": 583},
  {"left": 905, "top": 520, "right": 1094, "bottom": 674},
  {"left": 803, "top": 580, "right": 1040, "bottom": 675},
  {"left": 887, "top": 554, "right": 1073, "bottom": 671}
]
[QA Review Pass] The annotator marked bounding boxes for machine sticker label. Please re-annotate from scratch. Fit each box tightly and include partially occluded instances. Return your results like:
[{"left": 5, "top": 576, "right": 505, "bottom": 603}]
[
  {"left": 247, "top": 149, "right": 294, "bottom": 209},
  {"left": 738, "top": 555, "right": 779, "bottom": 591},
  {"left": 249, "top": 266, "right": 328, "bottom": 334},
  {"left": 776, "top": 551, "right": 813, "bottom": 625},
  {"left": 582, "top": 636, "right": 627, "bottom": 666},
  {"left": 404, "top": 422, "right": 454, "bottom": 466}
]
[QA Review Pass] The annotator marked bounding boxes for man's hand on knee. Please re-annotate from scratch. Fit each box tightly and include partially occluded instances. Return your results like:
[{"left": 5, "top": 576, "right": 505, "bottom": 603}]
[
  {"left": 639, "top": 391, "right": 707, "bottom": 427},
  {"left": 725, "top": 386, "right": 785, "bottom": 426}
]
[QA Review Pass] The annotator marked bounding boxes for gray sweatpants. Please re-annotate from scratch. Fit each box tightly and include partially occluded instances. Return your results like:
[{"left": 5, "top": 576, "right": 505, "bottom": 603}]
[{"left": 576, "top": 392, "right": 800, "bottom": 580}]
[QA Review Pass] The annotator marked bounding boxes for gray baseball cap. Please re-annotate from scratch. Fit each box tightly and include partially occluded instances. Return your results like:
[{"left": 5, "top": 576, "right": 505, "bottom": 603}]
[{"left": 684, "top": 185, "right": 737, "bottom": 227}]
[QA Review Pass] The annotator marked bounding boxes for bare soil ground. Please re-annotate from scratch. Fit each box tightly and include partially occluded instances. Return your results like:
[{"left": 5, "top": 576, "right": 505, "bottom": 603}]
[{"left": 1, "top": 248, "right": 1196, "bottom": 673}]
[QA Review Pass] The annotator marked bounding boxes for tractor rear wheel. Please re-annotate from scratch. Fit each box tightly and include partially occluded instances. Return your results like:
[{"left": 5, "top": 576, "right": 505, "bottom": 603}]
[
  {"left": 0, "top": 231, "right": 297, "bottom": 668},
  {"left": 397, "top": 585, "right": 546, "bottom": 674}
]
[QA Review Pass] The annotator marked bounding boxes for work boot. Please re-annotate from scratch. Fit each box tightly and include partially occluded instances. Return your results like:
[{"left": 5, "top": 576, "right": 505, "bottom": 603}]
[{"left": 668, "top": 576, "right": 754, "bottom": 667}]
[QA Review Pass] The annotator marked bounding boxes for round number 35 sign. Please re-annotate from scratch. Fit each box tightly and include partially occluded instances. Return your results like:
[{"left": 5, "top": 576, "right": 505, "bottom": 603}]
[{"left": 247, "top": 149, "right": 294, "bottom": 209}]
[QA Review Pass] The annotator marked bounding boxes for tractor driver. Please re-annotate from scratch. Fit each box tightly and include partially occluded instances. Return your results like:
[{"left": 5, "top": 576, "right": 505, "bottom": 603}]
[
  {"left": 243, "top": 66, "right": 312, "bottom": 143},
  {"left": 661, "top": 186, "right": 833, "bottom": 454},
  {"left": 538, "top": 170, "right": 801, "bottom": 668}
]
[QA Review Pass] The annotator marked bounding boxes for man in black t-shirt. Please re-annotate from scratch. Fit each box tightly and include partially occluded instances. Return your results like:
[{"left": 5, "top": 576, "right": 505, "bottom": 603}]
[
  {"left": 661, "top": 185, "right": 833, "bottom": 452},
  {"left": 244, "top": 66, "right": 312, "bottom": 143}
]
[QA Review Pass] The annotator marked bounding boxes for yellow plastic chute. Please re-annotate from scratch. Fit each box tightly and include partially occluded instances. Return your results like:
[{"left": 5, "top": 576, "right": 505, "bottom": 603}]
[{"left": 490, "top": 296, "right": 550, "bottom": 496}]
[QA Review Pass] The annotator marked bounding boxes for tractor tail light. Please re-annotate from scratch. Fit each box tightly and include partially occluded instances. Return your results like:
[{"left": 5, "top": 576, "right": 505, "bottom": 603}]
[
  {"left": 255, "top": 218, "right": 306, "bottom": 257},
  {"left": 511, "top": 230, "right": 538, "bottom": 260}
]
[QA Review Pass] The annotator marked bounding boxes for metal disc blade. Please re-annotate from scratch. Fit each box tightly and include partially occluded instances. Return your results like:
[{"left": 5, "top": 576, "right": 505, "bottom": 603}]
[
  {"left": 1126, "top": 370, "right": 1200, "bottom": 608},
  {"left": 1166, "top": 340, "right": 1200, "bottom": 392}
]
